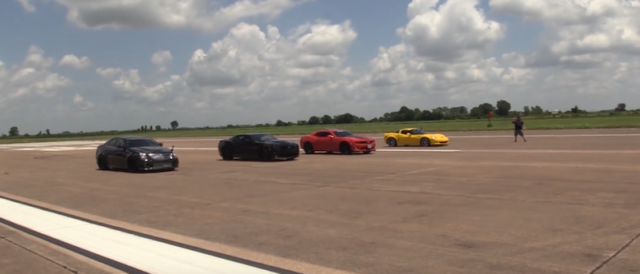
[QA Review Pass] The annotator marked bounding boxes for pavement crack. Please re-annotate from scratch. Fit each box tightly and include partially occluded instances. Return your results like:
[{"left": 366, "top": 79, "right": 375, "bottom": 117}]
[
  {"left": 588, "top": 230, "right": 640, "bottom": 274},
  {"left": 1, "top": 236, "right": 81, "bottom": 273}
]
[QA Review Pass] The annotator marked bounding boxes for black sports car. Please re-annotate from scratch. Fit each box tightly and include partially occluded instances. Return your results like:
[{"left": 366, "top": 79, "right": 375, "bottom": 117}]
[
  {"left": 96, "top": 136, "right": 179, "bottom": 172},
  {"left": 218, "top": 133, "right": 300, "bottom": 161}
]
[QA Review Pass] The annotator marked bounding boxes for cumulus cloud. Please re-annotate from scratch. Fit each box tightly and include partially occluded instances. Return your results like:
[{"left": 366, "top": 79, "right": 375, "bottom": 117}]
[
  {"left": 6, "top": 0, "right": 640, "bottom": 134},
  {"left": 58, "top": 54, "right": 92, "bottom": 69},
  {"left": 16, "top": 0, "right": 36, "bottom": 12},
  {"left": 50, "top": 0, "right": 310, "bottom": 32},
  {"left": 72, "top": 94, "right": 95, "bottom": 110},
  {"left": 0, "top": 46, "right": 70, "bottom": 105},
  {"left": 151, "top": 50, "right": 173, "bottom": 73}
]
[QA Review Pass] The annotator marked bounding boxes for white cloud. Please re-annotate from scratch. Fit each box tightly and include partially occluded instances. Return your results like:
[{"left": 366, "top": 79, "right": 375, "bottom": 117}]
[
  {"left": 58, "top": 54, "right": 92, "bottom": 69},
  {"left": 16, "top": 0, "right": 35, "bottom": 12},
  {"left": 151, "top": 50, "right": 173, "bottom": 73},
  {"left": 51, "top": 0, "right": 310, "bottom": 33},
  {"left": 490, "top": 0, "right": 640, "bottom": 67},
  {"left": 72, "top": 94, "right": 95, "bottom": 110},
  {"left": 5, "top": 0, "right": 640, "bottom": 134}
]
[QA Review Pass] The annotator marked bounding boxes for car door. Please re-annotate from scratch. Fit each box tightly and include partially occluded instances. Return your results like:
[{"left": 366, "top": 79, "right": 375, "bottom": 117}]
[
  {"left": 233, "top": 135, "right": 255, "bottom": 158},
  {"left": 105, "top": 138, "right": 120, "bottom": 168},
  {"left": 112, "top": 138, "right": 129, "bottom": 168},
  {"left": 313, "top": 131, "right": 331, "bottom": 151},
  {"left": 99, "top": 139, "right": 116, "bottom": 166},
  {"left": 242, "top": 136, "right": 261, "bottom": 158},
  {"left": 397, "top": 130, "right": 412, "bottom": 146}
]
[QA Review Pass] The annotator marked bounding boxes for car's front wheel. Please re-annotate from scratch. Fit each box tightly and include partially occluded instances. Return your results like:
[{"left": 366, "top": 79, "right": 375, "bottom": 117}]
[{"left": 420, "top": 138, "right": 431, "bottom": 147}]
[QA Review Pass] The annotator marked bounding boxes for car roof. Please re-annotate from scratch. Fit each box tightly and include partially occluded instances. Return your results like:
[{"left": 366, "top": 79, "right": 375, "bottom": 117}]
[
  {"left": 118, "top": 136, "right": 154, "bottom": 140},
  {"left": 400, "top": 127, "right": 419, "bottom": 131}
]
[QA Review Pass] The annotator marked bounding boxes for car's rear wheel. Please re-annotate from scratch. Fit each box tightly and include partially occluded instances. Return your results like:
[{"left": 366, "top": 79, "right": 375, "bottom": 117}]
[
  {"left": 221, "top": 147, "right": 233, "bottom": 160},
  {"left": 303, "top": 142, "right": 315, "bottom": 154},
  {"left": 387, "top": 138, "right": 397, "bottom": 147},
  {"left": 339, "top": 142, "right": 352, "bottom": 155},
  {"left": 420, "top": 138, "right": 431, "bottom": 147},
  {"left": 97, "top": 155, "right": 109, "bottom": 170}
]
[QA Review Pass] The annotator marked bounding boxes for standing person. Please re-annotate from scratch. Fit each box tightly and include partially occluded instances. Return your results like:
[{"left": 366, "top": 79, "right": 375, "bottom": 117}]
[{"left": 512, "top": 116, "right": 527, "bottom": 142}]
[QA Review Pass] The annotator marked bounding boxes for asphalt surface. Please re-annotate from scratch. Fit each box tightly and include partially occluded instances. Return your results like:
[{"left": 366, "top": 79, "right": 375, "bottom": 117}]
[{"left": 1, "top": 128, "right": 639, "bottom": 274}]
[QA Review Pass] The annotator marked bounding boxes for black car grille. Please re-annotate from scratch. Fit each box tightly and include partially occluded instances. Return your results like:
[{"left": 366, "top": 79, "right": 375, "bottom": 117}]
[
  {"left": 149, "top": 153, "right": 172, "bottom": 160},
  {"left": 280, "top": 145, "right": 297, "bottom": 150}
]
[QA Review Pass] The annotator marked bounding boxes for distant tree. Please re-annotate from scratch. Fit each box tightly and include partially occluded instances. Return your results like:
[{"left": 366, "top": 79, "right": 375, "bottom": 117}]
[
  {"left": 297, "top": 120, "right": 307, "bottom": 125},
  {"left": 615, "top": 103, "right": 626, "bottom": 111},
  {"left": 8, "top": 126, "right": 19, "bottom": 136},
  {"left": 496, "top": 100, "right": 511, "bottom": 116},
  {"left": 532, "top": 105, "right": 544, "bottom": 115},
  {"left": 275, "top": 120, "right": 285, "bottom": 126},
  {"left": 45, "top": 129, "right": 50, "bottom": 135},
  {"left": 36, "top": 131, "right": 42, "bottom": 136},
  {"left": 320, "top": 115, "right": 333, "bottom": 124},
  {"left": 571, "top": 105, "right": 580, "bottom": 113},
  {"left": 170, "top": 120, "right": 179, "bottom": 129},
  {"left": 334, "top": 113, "right": 357, "bottom": 124},
  {"left": 307, "top": 116, "right": 320, "bottom": 125},
  {"left": 155, "top": 125, "right": 162, "bottom": 130},
  {"left": 523, "top": 106, "right": 531, "bottom": 116}
]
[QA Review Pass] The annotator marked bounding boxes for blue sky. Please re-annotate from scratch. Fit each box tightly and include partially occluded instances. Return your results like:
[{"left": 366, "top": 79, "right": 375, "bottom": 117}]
[{"left": 0, "top": 0, "right": 637, "bottom": 134}]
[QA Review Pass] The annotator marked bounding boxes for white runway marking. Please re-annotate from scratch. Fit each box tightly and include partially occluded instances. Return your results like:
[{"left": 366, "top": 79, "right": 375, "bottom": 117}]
[
  {"left": 461, "top": 149, "right": 640, "bottom": 154},
  {"left": 0, "top": 197, "right": 283, "bottom": 274},
  {"left": 173, "top": 147, "right": 460, "bottom": 152}
]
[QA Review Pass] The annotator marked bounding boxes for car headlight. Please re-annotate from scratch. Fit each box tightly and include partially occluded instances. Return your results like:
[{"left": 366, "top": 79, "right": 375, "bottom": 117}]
[
  {"left": 170, "top": 153, "right": 176, "bottom": 159},
  {"left": 139, "top": 153, "right": 149, "bottom": 160}
]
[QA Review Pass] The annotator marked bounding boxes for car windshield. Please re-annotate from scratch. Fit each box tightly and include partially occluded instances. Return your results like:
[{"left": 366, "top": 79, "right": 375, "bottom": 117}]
[
  {"left": 410, "top": 129, "right": 426, "bottom": 134},
  {"left": 333, "top": 131, "right": 354, "bottom": 137},
  {"left": 249, "top": 134, "right": 278, "bottom": 142},
  {"left": 126, "top": 139, "right": 160, "bottom": 147}
]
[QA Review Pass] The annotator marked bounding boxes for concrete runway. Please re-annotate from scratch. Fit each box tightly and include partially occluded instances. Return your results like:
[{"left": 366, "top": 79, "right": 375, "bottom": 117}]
[{"left": 1, "top": 129, "right": 639, "bottom": 274}]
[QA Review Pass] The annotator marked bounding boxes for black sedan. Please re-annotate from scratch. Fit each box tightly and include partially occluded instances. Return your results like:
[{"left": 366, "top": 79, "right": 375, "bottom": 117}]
[
  {"left": 96, "top": 136, "right": 179, "bottom": 172},
  {"left": 218, "top": 133, "right": 299, "bottom": 161}
]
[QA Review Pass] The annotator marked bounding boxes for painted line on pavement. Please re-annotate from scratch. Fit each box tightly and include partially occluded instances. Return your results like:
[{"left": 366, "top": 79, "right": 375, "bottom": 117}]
[
  {"left": 173, "top": 147, "right": 460, "bottom": 152},
  {"left": 460, "top": 149, "right": 640, "bottom": 154},
  {"left": 0, "top": 196, "right": 299, "bottom": 274}
]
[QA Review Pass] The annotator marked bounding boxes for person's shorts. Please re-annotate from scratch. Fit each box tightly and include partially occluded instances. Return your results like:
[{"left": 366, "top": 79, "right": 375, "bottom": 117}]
[{"left": 514, "top": 129, "right": 523, "bottom": 136}]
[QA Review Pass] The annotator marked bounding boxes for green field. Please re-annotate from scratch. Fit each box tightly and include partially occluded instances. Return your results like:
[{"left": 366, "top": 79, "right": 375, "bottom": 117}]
[{"left": 2, "top": 115, "right": 639, "bottom": 144}]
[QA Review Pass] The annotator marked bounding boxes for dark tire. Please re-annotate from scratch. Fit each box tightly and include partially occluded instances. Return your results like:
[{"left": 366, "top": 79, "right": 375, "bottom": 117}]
[
  {"left": 286, "top": 157, "right": 296, "bottom": 161},
  {"left": 97, "top": 155, "right": 109, "bottom": 170},
  {"left": 303, "top": 142, "right": 315, "bottom": 154},
  {"left": 387, "top": 138, "right": 397, "bottom": 147},
  {"left": 127, "top": 158, "right": 139, "bottom": 173},
  {"left": 220, "top": 147, "right": 233, "bottom": 160},
  {"left": 259, "top": 147, "right": 276, "bottom": 161},
  {"left": 339, "top": 142, "right": 352, "bottom": 155},
  {"left": 420, "top": 138, "right": 431, "bottom": 147},
  {"left": 363, "top": 151, "right": 372, "bottom": 154}
]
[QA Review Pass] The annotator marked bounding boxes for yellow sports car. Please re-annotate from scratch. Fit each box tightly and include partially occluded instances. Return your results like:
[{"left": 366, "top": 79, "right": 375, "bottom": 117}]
[{"left": 383, "top": 127, "right": 449, "bottom": 147}]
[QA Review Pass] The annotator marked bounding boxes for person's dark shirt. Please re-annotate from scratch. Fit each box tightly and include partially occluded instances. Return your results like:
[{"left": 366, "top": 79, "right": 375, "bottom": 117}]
[{"left": 512, "top": 120, "right": 524, "bottom": 130}]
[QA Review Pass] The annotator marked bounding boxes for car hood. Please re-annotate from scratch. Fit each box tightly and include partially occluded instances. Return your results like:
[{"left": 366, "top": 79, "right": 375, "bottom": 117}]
[
  {"left": 421, "top": 133, "right": 447, "bottom": 139},
  {"left": 260, "top": 140, "right": 297, "bottom": 146},
  {"left": 129, "top": 146, "right": 173, "bottom": 153}
]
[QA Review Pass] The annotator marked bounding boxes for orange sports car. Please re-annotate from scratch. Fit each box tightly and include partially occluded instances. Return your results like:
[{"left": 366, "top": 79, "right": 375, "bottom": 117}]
[{"left": 299, "top": 129, "right": 376, "bottom": 154}]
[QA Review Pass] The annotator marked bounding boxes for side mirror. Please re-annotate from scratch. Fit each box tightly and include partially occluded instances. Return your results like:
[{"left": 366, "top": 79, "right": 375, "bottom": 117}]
[{"left": 158, "top": 142, "right": 163, "bottom": 147}]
